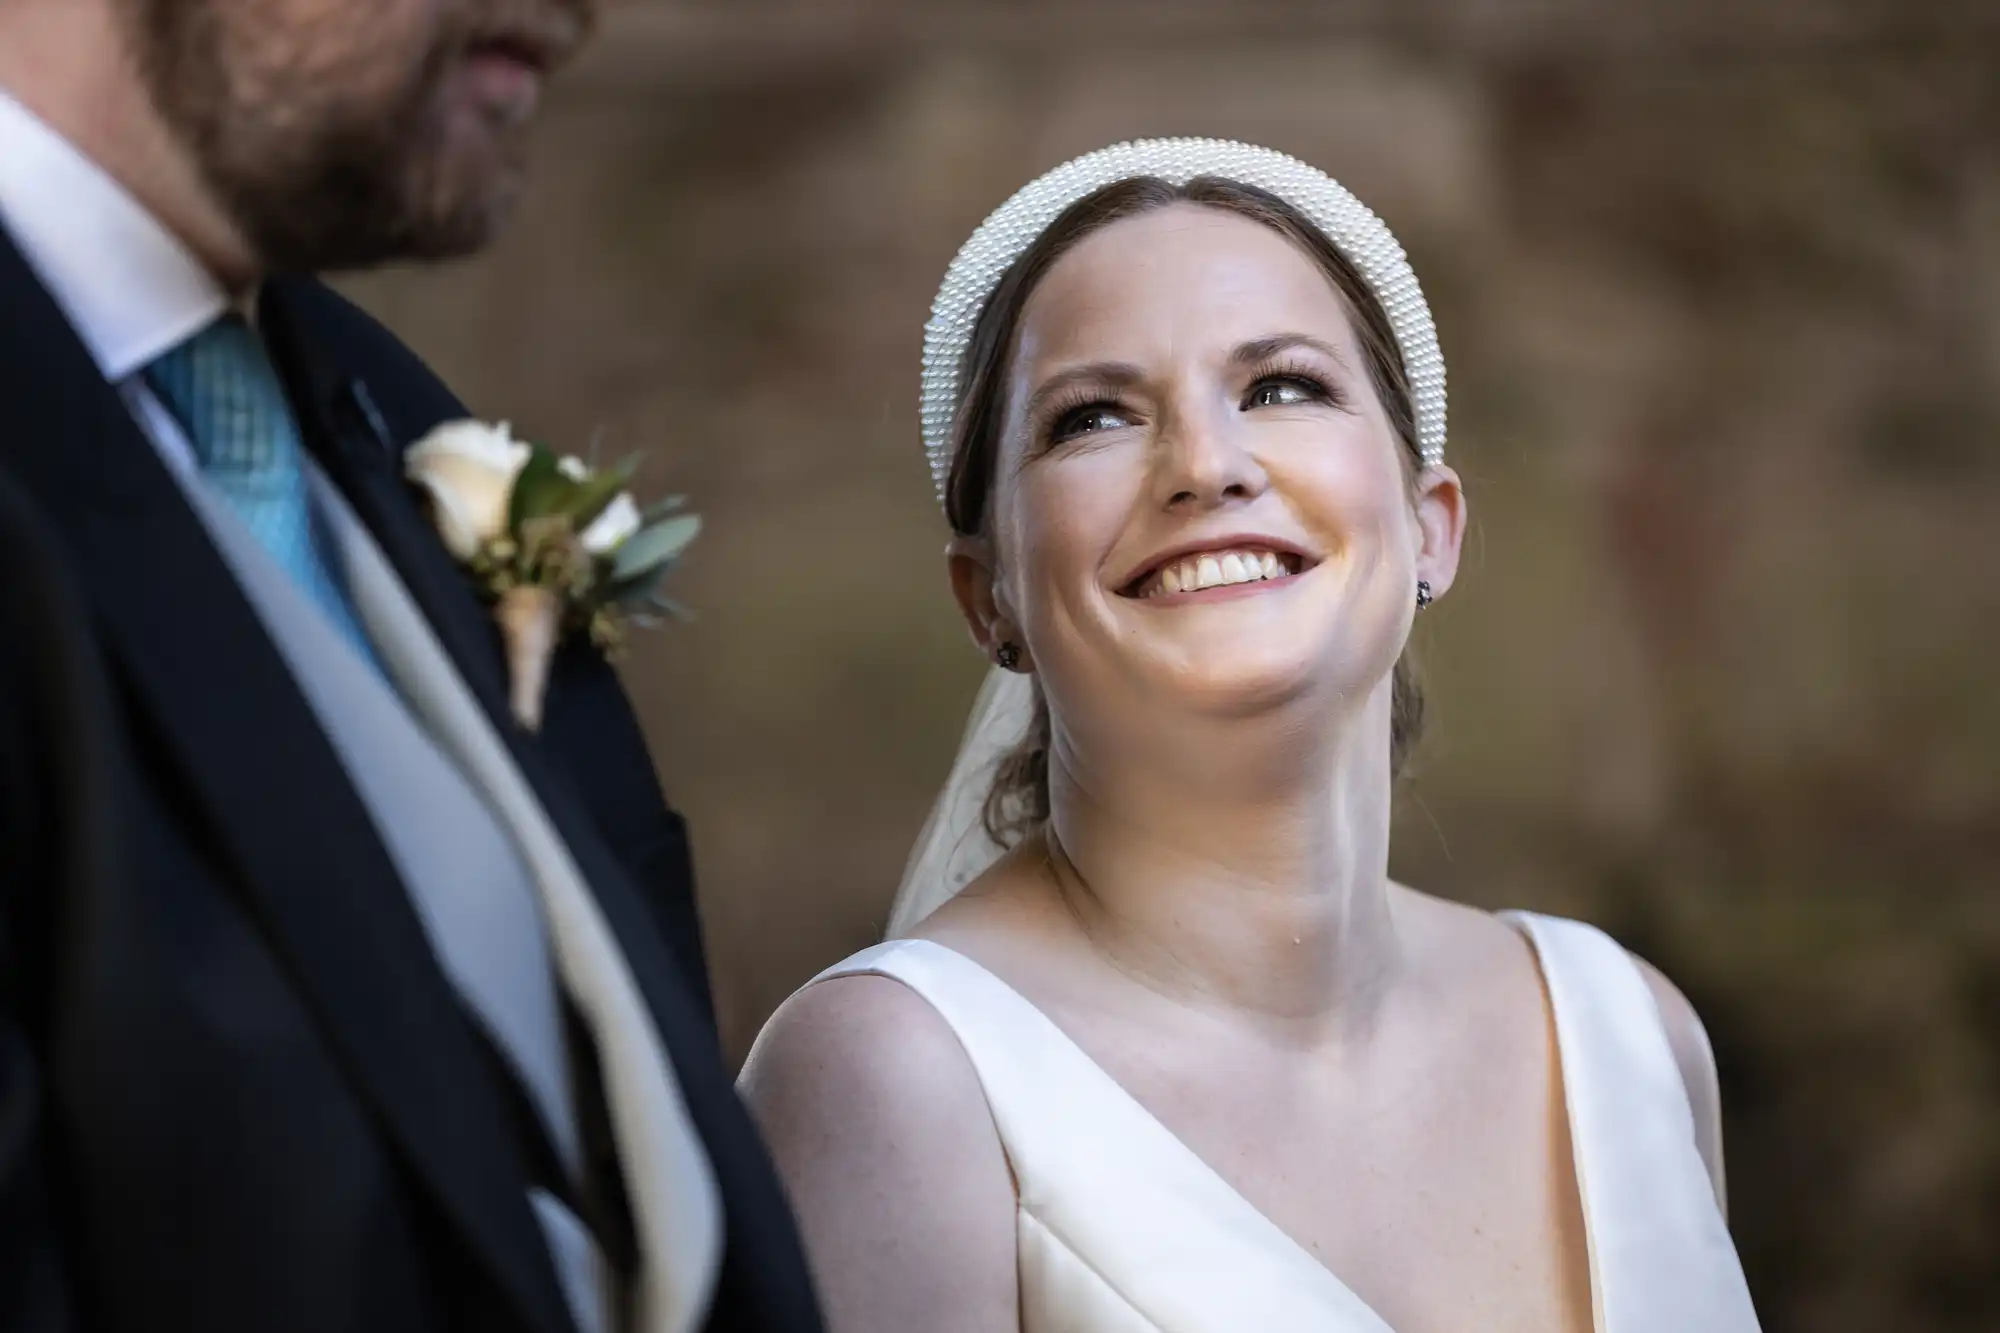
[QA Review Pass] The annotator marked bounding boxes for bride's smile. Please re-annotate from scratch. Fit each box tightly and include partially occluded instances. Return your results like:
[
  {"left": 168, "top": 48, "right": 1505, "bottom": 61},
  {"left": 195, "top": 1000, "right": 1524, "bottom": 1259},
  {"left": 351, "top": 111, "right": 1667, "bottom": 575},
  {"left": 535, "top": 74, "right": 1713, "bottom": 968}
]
[{"left": 1120, "top": 540, "right": 1311, "bottom": 600}]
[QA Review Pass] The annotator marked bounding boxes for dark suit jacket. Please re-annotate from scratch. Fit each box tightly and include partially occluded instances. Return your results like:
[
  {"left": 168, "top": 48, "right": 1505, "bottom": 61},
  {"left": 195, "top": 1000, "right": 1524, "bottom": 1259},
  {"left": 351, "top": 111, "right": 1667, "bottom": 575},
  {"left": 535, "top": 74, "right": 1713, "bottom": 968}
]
[{"left": 0, "top": 230, "right": 823, "bottom": 1333}]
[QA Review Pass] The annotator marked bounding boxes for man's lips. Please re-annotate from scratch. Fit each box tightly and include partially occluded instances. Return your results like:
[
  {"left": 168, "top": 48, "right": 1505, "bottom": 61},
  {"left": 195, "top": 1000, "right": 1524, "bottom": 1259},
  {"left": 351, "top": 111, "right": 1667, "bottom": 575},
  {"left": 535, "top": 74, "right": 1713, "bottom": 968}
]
[{"left": 458, "top": 32, "right": 562, "bottom": 119}]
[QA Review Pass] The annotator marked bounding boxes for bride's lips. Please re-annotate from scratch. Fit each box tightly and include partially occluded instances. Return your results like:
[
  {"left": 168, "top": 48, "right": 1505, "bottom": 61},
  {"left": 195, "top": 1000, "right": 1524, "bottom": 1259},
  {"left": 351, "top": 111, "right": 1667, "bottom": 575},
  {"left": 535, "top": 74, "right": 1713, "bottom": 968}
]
[{"left": 1116, "top": 535, "right": 1319, "bottom": 601}]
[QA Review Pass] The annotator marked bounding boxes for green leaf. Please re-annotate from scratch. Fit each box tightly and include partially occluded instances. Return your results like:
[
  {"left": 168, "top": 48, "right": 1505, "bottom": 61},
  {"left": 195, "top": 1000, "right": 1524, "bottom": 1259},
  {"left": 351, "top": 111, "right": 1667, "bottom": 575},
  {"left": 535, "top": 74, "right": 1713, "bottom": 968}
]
[
  {"left": 561, "top": 459, "right": 637, "bottom": 533},
  {"left": 507, "top": 446, "right": 578, "bottom": 532},
  {"left": 610, "top": 513, "right": 701, "bottom": 584},
  {"left": 553, "top": 453, "right": 647, "bottom": 533},
  {"left": 609, "top": 571, "right": 673, "bottom": 609},
  {"left": 641, "top": 495, "right": 688, "bottom": 523},
  {"left": 608, "top": 580, "right": 651, "bottom": 609}
]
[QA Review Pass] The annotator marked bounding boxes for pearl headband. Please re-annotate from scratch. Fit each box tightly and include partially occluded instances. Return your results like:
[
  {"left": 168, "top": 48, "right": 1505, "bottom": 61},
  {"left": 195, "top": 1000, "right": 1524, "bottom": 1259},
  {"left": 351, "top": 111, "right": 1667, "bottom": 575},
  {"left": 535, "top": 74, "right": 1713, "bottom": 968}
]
[{"left": 919, "top": 137, "right": 1448, "bottom": 506}]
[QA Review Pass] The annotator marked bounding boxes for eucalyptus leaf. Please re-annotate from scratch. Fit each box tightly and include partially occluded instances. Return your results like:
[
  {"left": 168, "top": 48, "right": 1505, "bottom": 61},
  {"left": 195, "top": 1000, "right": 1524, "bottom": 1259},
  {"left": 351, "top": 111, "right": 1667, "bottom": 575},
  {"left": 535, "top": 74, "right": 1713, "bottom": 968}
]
[
  {"left": 610, "top": 575, "right": 667, "bottom": 609},
  {"left": 507, "top": 446, "right": 577, "bottom": 531},
  {"left": 610, "top": 513, "right": 702, "bottom": 583},
  {"left": 609, "top": 562, "right": 686, "bottom": 605}
]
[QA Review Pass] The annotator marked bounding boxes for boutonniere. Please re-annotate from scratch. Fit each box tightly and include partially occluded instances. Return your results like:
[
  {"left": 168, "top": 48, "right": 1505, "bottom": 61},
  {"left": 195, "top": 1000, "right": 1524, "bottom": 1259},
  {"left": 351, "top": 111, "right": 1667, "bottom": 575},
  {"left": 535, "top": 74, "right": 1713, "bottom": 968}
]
[{"left": 405, "top": 420, "right": 700, "bottom": 732}]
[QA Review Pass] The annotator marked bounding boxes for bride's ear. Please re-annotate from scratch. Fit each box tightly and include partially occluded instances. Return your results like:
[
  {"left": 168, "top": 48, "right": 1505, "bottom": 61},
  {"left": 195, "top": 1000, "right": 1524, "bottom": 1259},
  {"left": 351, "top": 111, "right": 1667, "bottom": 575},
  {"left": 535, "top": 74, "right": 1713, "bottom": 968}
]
[
  {"left": 946, "top": 534, "right": 1014, "bottom": 661},
  {"left": 1413, "top": 463, "right": 1467, "bottom": 600}
]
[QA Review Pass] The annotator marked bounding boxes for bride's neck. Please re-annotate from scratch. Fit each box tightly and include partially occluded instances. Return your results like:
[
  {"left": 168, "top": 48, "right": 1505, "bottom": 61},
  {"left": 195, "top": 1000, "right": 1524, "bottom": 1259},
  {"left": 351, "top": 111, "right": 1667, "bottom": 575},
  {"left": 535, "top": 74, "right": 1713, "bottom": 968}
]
[{"left": 1042, "top": 689, "right": 1404, "bottom": 1042}]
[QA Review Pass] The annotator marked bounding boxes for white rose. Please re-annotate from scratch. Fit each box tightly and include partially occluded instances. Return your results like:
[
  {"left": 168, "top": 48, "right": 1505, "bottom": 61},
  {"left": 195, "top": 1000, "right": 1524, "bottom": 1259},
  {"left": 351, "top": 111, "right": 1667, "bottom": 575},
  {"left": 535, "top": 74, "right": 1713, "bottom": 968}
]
[
  {"left": 555, "top": 455, "right": 641, "bottom": 555},
  {"left": 581, "top": 491, "right": 642, "bottom": 556},
  {"left": 406, "top": 420, "right": 531, "bottom": 560}
]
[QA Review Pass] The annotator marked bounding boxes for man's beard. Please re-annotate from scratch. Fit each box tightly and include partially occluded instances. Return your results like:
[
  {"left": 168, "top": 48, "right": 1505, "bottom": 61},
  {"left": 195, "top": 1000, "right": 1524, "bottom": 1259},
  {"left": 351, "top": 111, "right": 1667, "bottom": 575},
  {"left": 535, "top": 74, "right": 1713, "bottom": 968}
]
[{"left": 116, "top": 0, "right": 565, "bottom": 274}]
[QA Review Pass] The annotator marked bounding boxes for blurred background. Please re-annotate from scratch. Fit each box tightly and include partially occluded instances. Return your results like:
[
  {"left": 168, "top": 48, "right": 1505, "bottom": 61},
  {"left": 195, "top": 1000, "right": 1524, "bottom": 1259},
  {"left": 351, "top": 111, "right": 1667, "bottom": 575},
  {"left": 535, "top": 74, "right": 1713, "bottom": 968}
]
[{"left": 342, "top": 0, "right": 2000, "bottom": 1326}]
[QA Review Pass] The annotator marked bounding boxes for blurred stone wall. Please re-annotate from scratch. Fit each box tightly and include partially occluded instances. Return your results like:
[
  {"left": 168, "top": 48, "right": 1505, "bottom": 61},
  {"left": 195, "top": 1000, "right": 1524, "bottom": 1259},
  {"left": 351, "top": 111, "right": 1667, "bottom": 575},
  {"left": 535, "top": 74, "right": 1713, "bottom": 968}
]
[{"left": 340, "top": 1, "right": 2000, "bottom": 1326}]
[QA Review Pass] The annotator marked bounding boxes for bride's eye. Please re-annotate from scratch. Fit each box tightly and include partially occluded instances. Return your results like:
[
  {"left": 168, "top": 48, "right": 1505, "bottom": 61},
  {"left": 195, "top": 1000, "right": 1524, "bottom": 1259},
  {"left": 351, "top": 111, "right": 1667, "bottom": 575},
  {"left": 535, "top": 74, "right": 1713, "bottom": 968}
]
[
  {"left": 1049, "top": 402, "right": 1134, "bottom": 444},
  {"left": 1243, "top": 374, "right": 1330, "bottom": 410}
]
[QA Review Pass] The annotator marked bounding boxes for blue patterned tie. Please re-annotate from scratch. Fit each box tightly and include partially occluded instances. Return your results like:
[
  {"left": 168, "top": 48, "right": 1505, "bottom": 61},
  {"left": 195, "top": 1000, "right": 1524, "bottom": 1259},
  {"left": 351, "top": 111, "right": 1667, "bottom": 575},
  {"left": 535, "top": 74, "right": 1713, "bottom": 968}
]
[{"left": 145, "top": 315, "right": 380, "bottom": 667}]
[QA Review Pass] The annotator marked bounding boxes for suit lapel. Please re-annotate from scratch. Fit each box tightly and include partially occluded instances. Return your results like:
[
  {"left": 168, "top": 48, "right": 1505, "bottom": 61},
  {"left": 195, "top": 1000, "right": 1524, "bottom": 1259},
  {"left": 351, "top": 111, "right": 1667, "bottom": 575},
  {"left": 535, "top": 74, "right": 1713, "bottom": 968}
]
[
  {"left": 264, "top": 276, "right": 837, "bottom": 1332},
  {"left": 258, "top": 283, "right": 517, "bottom": 724},
  {"left": 258, "top": 280, "right": 724, "bottom": 1035},
  {"left": 0, "top": 233, "right": 575, "bottom": 1333},
  {"left": 256, "top": 281, "right": 773, "bottom": 1271}
]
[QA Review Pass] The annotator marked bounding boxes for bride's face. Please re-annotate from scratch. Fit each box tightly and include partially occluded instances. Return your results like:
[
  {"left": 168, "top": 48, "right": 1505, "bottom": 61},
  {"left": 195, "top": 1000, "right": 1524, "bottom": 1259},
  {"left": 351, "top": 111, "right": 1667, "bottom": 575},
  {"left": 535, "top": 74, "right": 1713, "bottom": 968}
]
[{"left": 959, "top": 203, "right": 1462, "bottom": 729}]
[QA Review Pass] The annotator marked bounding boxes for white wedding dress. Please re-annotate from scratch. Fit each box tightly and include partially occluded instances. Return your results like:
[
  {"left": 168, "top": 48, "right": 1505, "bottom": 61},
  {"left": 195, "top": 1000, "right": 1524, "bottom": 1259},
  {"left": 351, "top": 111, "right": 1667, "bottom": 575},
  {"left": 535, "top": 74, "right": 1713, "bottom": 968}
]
[{"left": 810, "top": 910, "right": 1761, "bottom": 1333}]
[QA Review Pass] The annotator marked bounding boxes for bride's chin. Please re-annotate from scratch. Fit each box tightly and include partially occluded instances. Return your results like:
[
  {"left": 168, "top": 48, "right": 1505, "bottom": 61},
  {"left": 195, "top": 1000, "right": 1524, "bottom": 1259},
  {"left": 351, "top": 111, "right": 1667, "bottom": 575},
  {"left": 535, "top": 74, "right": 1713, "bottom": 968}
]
[{"left": 1129, "top": 656, "right": 1329, "bottom": 719}]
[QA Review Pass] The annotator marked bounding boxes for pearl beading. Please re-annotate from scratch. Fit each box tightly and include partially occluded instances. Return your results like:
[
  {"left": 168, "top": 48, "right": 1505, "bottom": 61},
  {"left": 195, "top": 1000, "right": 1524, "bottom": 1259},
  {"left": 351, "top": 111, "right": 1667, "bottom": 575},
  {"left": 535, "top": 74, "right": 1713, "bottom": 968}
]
[{"left": 919, "top": 137, "right": 1448, "bottom": 505}]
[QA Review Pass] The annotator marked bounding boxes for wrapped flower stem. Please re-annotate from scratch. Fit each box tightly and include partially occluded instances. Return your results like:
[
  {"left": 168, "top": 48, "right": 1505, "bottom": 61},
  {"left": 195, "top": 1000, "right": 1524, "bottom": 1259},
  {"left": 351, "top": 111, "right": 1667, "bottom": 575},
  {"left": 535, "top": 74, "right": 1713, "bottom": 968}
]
[{"left": 496, "top": 584, "right": 562, "bottom": 732}]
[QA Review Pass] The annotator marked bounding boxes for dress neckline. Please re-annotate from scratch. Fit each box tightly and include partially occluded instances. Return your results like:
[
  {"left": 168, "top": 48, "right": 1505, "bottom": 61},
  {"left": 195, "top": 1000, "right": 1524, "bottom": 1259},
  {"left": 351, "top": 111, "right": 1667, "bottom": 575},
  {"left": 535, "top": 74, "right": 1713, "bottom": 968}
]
[{"left": 877, "top": 913, "right": 1601, "bottom": 1333}]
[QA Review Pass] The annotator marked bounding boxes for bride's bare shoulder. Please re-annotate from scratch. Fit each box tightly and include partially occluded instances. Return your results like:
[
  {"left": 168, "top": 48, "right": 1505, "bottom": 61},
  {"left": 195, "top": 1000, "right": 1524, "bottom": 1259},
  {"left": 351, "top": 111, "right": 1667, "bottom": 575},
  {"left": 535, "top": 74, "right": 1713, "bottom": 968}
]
[
  {"left": 738, "top": 968, "right": 986, "bottom": 1138},
  {"left": 738, "top": 966, "right": 1018, "bottom": 1331}
]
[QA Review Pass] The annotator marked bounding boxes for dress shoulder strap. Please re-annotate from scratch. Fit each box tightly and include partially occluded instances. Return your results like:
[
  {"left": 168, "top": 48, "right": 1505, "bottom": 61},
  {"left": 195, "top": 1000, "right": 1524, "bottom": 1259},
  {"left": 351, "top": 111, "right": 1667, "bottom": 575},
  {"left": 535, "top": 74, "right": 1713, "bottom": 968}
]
[
  {"left": 1501, "top": 911, "right": 1761, "bottom": 1333},
  {"left": 810, "top": 938, "right": 1134, "bottom": 1154},
  {"left": 1500, "top": 912, "right": 1694, "bottom": 1137}
]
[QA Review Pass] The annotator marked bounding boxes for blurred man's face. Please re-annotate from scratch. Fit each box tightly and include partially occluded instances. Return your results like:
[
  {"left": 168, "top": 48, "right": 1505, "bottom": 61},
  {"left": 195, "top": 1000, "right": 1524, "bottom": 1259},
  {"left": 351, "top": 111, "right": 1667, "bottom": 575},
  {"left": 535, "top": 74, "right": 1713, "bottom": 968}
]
[{"left": 116, "top": 0, "right": 596, "bottom": 272}]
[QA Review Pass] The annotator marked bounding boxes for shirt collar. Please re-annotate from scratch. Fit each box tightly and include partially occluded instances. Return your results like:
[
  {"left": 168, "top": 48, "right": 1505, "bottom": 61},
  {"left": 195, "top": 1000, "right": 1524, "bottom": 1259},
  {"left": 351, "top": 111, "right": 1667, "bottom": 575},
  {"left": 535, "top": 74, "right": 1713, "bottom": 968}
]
[{"left": 0, "top": 87, "right": 230, "bottom": 381}]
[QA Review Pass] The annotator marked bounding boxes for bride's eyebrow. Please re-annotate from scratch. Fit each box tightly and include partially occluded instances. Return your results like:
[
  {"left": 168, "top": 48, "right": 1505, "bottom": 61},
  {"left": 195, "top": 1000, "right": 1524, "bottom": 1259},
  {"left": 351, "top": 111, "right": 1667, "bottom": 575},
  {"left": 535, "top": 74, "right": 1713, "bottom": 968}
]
[
  {"left": 1023, "top": 361, "right": 1144, "bottom": 421},
  {"left": 1230, "top": 333, "right": 1346, "bottom": 367}
]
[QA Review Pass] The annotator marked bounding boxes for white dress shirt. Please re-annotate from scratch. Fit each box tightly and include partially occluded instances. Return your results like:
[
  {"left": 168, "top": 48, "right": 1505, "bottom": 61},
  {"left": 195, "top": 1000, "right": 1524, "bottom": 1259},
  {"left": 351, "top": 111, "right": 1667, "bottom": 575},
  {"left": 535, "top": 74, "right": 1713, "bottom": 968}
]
[{"left": 0, "top": 86, "right": 226, "bottom": 477}]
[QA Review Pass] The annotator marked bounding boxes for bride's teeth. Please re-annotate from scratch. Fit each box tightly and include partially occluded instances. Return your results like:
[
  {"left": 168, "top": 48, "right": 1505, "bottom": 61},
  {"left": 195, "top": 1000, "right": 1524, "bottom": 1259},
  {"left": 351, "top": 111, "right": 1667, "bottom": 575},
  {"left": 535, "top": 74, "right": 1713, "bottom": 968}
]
[{"left": 1141, "top": 548, "right": 1299, "bottom": 596}]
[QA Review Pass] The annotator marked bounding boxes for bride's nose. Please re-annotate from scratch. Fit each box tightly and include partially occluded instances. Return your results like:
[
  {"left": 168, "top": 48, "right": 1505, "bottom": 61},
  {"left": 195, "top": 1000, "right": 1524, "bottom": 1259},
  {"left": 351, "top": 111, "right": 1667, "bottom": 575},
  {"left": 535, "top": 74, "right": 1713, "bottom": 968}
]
[{"left": 1151, "top": 404, "right": 1269, "bottom": 512}]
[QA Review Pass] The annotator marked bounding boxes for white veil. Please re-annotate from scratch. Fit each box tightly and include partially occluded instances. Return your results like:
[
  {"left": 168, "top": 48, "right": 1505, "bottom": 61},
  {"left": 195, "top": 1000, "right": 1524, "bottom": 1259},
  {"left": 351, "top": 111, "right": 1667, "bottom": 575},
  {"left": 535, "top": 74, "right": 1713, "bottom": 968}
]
[
  {"left": 886, "top": 666, "right": 1035, "bottom": 937},
  {"left": 886, "top": 139, "right": 1447, "bottom": 939}
]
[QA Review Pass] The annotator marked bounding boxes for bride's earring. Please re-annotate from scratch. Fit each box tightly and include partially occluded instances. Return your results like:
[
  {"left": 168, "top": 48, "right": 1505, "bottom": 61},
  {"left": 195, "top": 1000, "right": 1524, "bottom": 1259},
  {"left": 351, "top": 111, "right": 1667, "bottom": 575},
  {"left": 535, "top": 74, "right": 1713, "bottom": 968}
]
[
  {"left": 996, "top": 642, "right": 1022, "bottom": 671},
  {"left": 1415, "top": 580, "right": 1434, "bottom": 611}
]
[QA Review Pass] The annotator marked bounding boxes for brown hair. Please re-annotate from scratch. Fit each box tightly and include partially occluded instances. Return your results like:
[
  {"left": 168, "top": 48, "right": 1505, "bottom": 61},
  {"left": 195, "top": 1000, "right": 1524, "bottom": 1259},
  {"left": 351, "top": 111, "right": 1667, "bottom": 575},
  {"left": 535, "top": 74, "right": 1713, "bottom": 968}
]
[{"left": 945, "top": 177, "right": 1428, "bottom": 847}]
